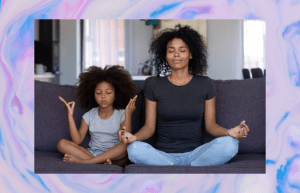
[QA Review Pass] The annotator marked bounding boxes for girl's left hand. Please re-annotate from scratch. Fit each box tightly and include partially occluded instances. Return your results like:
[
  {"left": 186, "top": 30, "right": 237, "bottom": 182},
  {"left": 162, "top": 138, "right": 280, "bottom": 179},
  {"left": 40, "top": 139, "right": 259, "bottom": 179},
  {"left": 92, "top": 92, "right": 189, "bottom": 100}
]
[
  {"left": 118, "top": 126, "right": 137, "bottom": 144},
  {"left": 125, "top": 95, "right": 137, "bottom": 115},
  {"left": 227, "top": 120, "right": 250, "bottom": 139}
]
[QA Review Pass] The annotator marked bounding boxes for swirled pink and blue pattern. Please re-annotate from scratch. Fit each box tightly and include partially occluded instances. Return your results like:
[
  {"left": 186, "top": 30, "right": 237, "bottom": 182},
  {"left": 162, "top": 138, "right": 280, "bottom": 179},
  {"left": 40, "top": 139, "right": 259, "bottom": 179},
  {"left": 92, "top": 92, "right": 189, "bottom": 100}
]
[{"left": 0, "top": 0, "right": 300, "bottom": 192}]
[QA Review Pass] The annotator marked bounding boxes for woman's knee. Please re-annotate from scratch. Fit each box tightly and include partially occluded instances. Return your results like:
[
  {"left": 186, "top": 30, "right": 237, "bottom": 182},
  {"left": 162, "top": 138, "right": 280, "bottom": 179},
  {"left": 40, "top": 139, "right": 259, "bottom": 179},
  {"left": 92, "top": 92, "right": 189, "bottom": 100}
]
[
  {"left": 127, "top": 141, "right": 148, "bottom": 158},
  {"left": 217, "top": 136, "right": 239, "bottom": 157}
]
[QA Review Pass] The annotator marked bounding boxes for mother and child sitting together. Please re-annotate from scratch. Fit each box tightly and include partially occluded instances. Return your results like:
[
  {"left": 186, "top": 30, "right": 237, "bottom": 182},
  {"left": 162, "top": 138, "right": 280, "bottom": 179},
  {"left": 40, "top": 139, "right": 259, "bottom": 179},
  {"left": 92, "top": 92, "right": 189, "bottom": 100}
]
[{"left": 57, "top": 24, "right": 250, "bottom": 167}]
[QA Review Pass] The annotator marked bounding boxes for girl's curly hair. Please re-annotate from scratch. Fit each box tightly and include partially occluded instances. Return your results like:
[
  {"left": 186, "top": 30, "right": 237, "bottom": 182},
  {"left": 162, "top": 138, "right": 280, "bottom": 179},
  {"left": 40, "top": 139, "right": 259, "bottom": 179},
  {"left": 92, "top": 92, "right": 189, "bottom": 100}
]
[
  {"left": 150, "top": 24, "right": 207, "bottom": 76},
  {"left": 76, "top": 66, "right": 138, "bottom": 111}
]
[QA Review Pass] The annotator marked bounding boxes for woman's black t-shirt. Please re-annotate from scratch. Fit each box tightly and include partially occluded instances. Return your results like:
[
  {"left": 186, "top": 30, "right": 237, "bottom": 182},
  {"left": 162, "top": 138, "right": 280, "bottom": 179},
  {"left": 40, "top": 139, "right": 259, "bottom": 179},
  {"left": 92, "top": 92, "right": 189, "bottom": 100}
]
[{"left": 144, "top": 75, "right": 216, "bottom": 153}]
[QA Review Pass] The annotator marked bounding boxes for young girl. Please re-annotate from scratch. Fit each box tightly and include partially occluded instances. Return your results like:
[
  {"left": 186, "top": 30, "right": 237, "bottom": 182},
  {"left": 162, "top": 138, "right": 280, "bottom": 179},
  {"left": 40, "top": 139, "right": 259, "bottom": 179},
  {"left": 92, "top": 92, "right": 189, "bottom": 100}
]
[{"left": 57, "top": 66, "right": 138, "bottom": 166}]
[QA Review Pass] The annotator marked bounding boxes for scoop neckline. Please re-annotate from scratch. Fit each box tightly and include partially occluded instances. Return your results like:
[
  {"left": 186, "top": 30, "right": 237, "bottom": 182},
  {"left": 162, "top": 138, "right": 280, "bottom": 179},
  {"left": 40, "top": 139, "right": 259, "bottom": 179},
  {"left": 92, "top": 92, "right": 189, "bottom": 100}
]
[
  {"left": 97, "top": 108, "right": 115, "bottom": 120},
  {"left": 166, "top": 75, "right": 194, "bottom": 87}
]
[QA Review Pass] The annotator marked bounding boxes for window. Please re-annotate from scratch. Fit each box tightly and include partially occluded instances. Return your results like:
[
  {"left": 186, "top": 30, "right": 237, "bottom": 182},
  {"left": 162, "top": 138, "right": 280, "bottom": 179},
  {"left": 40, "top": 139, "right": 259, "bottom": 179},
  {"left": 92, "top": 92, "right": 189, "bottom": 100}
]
[
  {"left": 243, "top": 20, "right": 266, "bottom": 71},
  {"left": 82, "top": 19, "right": 125, "bottom": 71}
]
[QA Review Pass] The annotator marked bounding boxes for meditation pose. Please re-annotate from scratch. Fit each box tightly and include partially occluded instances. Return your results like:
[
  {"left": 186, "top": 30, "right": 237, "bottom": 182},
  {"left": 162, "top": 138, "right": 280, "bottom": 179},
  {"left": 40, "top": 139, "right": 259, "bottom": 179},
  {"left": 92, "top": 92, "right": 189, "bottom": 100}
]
[
  {"left": 119, "top": 25, "right": 250, "bottom": 166},
  {"left": 57, "top": 66, "right": 138, "bottom": 166}
]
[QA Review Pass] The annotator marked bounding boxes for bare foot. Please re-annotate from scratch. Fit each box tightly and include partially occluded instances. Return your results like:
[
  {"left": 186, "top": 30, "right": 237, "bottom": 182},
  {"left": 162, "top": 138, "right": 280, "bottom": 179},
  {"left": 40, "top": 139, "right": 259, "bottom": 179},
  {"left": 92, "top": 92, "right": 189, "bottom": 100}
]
[
  {"left": 103, "top": 159, "right": 112, "bottom": 165},
  {"left": 63, "top": 154, "right": 84, "bottom": 163}
]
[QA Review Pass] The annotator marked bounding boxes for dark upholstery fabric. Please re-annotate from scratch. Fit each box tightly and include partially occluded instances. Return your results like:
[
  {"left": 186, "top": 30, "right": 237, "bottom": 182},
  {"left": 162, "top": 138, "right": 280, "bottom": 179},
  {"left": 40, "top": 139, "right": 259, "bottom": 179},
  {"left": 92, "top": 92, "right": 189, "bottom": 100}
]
[
  {"left": 34, "top": 77, "right": 265, "bottom": 173},
  {"left": 34, "top": 81, "right": 90, "bottom": 152},
  {"left": 124, "top": 154, "right": 265, "bottom": 173},
  {"left": 34, "top": 151, "right": 123, "bottom": 173},
  {"left": 203, "top": 77, "right": 266, "bottom": 154}
]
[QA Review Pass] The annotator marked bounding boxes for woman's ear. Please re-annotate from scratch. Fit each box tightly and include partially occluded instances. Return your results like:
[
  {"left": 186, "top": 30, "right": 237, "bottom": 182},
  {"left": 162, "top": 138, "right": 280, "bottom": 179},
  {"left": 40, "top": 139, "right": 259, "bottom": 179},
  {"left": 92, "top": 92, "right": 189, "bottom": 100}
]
[{"left": 189, "top": 53, "right": 192, "bottom": 59}]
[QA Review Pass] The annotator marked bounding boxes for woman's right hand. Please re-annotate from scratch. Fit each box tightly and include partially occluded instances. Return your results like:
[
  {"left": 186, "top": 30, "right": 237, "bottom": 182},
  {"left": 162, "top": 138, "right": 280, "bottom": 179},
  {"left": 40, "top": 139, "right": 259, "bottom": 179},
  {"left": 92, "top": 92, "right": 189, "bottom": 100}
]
[
  {"left": 118, "top": 126, "right": 137, "bottom": 144},
  {"left": 59, "top": 96, "right": 75, "bottom": 116}
]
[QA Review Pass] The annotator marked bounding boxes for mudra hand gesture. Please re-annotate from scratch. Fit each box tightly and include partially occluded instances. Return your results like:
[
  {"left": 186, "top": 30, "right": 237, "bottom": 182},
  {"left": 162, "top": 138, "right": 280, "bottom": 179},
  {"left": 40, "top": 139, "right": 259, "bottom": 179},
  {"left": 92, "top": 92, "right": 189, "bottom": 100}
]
[
  {"left": 59, "top": 96, "right": 75, "bottom": 116},
  {"left": 227, "top": 120, "right": 250, "bottom": 139},
  {"left": 118, "top": 126, "right": 137, "bottom": 144},
  {"left": 125, "top": 95, "right": 137, "bottom": 115}
]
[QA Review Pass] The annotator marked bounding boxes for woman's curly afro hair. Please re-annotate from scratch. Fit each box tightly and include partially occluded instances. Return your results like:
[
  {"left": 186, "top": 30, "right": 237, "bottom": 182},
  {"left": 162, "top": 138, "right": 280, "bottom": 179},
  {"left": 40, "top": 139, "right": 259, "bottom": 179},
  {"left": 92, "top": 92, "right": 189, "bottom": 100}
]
[
  {"left": 76, "top": 65, "right": 138, "bottom": 111},
  {"left": 150, "top": 24, "right": 207, "bottom": 76}
]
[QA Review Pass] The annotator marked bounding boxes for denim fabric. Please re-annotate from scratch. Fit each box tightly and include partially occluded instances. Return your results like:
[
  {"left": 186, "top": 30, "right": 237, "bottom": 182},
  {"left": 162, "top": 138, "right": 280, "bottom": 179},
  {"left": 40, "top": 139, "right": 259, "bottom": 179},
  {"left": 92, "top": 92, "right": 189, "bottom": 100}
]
[
  {"left": 87, "top": 149, "right": 105, "bottom": 157},
  {"left": 127, "top": 136, "right": 239, "bottom": 166}
]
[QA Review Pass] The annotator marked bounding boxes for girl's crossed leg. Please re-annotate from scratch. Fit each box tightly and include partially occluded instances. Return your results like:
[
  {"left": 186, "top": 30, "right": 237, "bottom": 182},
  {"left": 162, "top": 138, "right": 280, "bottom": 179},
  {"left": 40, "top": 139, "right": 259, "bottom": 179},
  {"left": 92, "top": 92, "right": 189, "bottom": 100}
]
[{"left": 57, "top": 139, "right": 129, "bottom": 166}]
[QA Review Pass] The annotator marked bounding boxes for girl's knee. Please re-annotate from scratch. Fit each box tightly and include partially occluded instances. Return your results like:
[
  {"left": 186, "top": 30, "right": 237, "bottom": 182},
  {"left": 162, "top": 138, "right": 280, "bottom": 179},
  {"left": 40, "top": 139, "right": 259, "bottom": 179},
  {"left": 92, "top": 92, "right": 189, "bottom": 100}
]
[{"left": 57, "top": 139, "right": 70, "bottom": 151}]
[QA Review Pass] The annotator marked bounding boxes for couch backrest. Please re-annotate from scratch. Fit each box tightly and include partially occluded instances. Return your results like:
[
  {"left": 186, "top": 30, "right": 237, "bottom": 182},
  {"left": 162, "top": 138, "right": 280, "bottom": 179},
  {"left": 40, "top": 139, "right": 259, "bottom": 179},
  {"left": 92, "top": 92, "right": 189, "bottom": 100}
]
[
  {"left": 35, "top": 80, "right": 144, "bottom": 152},
  {"left": 202, "top": 77, "right": 266, "bottom": 154},
  {"left": 35, "top": 77, "right": 265, "bottom": 154},
  {"left": 35, "top": 81, "right": 90, "bottom": 152}
]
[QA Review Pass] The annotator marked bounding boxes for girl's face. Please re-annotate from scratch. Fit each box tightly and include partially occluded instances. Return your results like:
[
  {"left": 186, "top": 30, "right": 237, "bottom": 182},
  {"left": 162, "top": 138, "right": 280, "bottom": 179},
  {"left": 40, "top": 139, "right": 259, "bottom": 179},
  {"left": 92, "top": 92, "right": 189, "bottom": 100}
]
[
  {"left": 94, "top": 81, "right": 115, "bottom": 109},
  {"left": 166, "top": 38, "right": 192, "bottom": 71}
]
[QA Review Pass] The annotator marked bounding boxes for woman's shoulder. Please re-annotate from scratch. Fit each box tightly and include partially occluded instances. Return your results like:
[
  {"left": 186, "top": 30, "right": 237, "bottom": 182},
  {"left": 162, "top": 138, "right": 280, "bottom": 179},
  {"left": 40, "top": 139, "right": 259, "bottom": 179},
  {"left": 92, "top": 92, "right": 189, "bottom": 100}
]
[
  {"left": 193, "top": 75, "right": 214, "bottom": 82},
  {"left": 144, "top": 76, "right": 164, "bottom": 86},
  {"left": 145, "top": 76, "right": 161, "bottom": 82}
]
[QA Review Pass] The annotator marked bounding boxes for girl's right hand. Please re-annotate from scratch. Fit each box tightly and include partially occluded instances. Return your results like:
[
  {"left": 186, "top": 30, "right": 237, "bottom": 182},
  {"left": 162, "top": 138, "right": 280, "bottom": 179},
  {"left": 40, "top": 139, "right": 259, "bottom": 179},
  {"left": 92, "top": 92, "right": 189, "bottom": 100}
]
[
  {"left": 59, "top": 96, "right": 75, "bottom": 116},
  {"left": 118, "top": 126, "right": 137, "bottom": 144}
]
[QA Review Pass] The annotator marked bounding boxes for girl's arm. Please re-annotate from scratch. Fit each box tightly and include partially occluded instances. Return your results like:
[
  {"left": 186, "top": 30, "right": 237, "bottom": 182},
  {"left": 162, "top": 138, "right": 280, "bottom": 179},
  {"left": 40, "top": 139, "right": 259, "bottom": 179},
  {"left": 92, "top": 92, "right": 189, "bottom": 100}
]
[
  {"left": 59, "top": 96, "right": 88, "bottom": 144},
  {"left": 119, "top": 95, "right": 138, "bottom": 135},
  {"left": 120, "top": 98, "right": 157, "bottom": 143},
  {"left": 204, "top": 96, "right": 250, "bottom": 139}
]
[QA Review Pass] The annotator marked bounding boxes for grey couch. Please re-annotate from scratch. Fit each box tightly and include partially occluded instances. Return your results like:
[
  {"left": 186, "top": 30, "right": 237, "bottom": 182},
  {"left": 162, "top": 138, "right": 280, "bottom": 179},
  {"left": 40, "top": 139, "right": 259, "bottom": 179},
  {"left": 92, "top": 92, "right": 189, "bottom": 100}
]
[{"left": 34, "top": 77, "right": 265, "bottom": 174}]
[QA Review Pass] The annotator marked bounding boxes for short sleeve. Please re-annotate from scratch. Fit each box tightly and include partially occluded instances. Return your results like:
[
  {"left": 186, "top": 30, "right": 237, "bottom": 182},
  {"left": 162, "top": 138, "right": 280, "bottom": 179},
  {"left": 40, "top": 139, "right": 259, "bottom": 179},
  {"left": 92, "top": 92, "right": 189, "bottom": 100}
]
[
  {"left": 120, "top": 109, "right": 125, "bottom": 123},
  {"left": 143, "top": 77, "right": 156, "bottom": 101},
  {"left": 205, "top": 77, "right": 216, "bottom": 100},
  {"left": 82, "top": 110, "right": 90, "bottom": 126}
]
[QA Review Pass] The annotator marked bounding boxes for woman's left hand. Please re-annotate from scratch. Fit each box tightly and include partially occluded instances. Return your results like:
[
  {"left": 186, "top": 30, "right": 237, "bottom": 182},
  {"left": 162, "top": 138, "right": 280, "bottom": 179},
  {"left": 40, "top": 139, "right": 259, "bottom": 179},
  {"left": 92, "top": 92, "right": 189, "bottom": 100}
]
[{"left": 227, "top": 120, "right": 250, "bottom": 139}]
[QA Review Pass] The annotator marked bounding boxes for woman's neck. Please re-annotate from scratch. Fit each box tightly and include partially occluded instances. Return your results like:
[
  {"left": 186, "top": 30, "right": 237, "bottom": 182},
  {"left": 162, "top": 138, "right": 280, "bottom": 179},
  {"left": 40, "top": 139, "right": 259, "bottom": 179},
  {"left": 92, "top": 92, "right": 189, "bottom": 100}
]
[{"left": 168, "top": 70, "right": 193, "bottom": 86}]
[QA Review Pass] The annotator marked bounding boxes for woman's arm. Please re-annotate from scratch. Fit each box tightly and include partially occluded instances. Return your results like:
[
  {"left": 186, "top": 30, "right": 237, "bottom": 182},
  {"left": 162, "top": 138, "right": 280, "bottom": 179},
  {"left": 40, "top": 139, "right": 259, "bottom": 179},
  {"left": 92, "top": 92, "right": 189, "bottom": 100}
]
[
  {"left": 204, "top": 96, "right": 249, "bottom": 138},
  {"left": 59, "top": 96, "right": 88, "bottom": 144},
  {"left": 204, "top": 97, "right": 228, "bottom": 136},
  {"left": 120, "top": 98, "right": 157, "bottom": 143}
]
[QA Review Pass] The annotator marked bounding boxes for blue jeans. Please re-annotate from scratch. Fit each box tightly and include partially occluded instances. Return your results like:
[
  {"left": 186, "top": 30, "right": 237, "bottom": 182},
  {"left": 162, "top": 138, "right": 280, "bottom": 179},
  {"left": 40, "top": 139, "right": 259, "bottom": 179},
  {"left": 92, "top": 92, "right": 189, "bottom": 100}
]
[
  {"left": 127, "top": 136, "right": 239, "bottom": 166},
  {"left": 87, "top": 149, "right": 104, "bottom": 157}
]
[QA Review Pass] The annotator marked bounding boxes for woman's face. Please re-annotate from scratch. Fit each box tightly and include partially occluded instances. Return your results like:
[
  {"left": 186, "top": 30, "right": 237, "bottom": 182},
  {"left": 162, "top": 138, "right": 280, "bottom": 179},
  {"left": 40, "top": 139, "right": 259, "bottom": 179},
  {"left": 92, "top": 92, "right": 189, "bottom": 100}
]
[
  {"left": 166, "top": 38, "right": 192, "bottom": 71},
  {"left": 94, "top": 81, "right": 115, "bottom": 108}
]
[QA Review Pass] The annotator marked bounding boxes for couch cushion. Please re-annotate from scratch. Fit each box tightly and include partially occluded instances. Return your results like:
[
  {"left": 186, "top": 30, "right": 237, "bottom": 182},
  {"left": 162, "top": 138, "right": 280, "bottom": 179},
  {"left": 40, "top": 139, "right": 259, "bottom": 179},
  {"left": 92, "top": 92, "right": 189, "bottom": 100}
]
[
  {"left": 203, "top": 77, "right": 266, "bottom": 154},
  {"left": 34, "top": 151, "right": 124, "bottom": 173},
  {"left": 35, "top": 80, "right": 90, "bottom": 152},
  {"left": 124, "top": 153, "right": 265, "bottom": 173}
]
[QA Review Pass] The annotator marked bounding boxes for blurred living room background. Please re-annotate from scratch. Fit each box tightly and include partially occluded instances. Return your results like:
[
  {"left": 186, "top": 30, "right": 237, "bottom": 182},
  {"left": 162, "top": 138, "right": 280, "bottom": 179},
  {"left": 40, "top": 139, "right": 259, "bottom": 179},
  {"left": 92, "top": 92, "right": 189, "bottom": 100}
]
[{"left": 34, "top": 19, "right": 265, "bottom": 85}]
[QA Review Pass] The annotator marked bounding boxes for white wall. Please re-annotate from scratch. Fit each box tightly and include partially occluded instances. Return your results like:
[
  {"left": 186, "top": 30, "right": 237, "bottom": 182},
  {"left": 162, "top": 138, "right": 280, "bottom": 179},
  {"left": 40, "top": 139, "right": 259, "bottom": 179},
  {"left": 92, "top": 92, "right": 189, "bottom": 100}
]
[
  {"left": 59, "top": 20, "right": 80, "bottom": 85},
  {"left": 206, "top": 20, "right": 243, "bottom": 80},
  {"left": 125, "top": 20, "right": 153, "bottom": 75}
]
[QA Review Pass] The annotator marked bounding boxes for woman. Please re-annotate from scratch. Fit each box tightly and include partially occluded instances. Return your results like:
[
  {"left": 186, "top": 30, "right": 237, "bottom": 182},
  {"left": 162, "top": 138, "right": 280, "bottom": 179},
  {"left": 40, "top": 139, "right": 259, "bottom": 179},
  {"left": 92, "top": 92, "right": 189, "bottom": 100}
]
[{"left": 119, "top": 25, "right": 250, "bottom": 166}]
